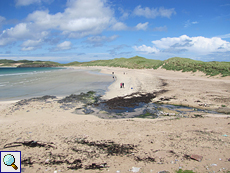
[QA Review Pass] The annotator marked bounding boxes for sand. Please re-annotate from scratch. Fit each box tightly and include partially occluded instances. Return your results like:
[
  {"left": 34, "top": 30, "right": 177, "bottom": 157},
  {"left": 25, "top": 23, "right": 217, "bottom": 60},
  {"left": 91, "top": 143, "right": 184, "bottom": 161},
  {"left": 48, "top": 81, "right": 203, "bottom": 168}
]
[{"left": 0, "top": 66, "right": 230, "bottom": 173}]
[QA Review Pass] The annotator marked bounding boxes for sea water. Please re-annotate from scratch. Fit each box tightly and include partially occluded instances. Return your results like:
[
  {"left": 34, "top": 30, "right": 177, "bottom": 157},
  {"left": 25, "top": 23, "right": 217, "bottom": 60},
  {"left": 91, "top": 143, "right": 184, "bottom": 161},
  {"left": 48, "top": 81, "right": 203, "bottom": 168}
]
[{"left": 0, "top": 67, "right": 113, "bottom": 101}]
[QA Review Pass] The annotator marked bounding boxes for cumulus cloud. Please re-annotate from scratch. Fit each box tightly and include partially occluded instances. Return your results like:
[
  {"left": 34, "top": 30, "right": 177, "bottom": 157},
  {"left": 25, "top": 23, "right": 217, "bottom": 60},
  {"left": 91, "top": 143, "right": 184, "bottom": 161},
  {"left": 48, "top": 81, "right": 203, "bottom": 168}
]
[
  {"left": 1, "top": 0, "right": 124, "bottom": 47},
  {"left": 20, "top": 39, "right": 42, "bottom": 51},
  {"left": 85, "top": 35, "right": 118, "bottom": 47},
  {"left": 135, "top": 22, "right": 148, "bottom": 30},
  {"left": 133, "top": 5, "right": 176, "bottom": 18},
  {"left": 110, "top": 22, "right": 128, "bottom": 31},
  {"left": 118, "top": 7, "right": 129, "bottom": 20},
  {"left": 134, "top": 35, "right": 230, "bottom": 55},
  {"left": 56, "top": 41, "right": 72, "bottom": 50}
]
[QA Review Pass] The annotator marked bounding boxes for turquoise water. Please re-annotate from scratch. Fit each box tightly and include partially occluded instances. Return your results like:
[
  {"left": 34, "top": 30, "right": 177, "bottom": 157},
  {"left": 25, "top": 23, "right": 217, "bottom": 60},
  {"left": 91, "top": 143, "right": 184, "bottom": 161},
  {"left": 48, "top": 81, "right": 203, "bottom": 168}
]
[
  {"left": 0, "top": 67, "right": 113, "bottom": 101},
  {"left": 0, "top": 67, "right": 63, "bottom": 76}
]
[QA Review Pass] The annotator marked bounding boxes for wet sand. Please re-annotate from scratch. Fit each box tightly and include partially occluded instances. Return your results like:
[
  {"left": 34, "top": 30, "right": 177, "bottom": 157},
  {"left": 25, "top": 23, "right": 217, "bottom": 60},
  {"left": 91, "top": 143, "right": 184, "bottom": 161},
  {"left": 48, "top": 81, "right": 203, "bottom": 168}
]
[{"left": 0, "top": 66, "right": 230, "bottom": 173}]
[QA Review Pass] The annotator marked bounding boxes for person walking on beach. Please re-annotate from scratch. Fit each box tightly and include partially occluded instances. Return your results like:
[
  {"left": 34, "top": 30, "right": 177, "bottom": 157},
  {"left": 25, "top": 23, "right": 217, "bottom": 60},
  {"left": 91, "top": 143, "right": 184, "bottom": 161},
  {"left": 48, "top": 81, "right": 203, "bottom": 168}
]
[
  {"left": 122, "top": 83, "right": 124, "bottom": 88},
  {"left": 120, "top": 83, "right": 122, "bottom": 88}
]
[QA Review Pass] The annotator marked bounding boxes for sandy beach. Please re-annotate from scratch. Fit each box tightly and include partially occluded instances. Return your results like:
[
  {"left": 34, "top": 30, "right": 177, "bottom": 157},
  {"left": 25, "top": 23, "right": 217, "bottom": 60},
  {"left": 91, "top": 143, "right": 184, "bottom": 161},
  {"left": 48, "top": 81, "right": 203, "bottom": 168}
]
[{"left": 0, "top": 66, "right": 230, "bottom": 173}]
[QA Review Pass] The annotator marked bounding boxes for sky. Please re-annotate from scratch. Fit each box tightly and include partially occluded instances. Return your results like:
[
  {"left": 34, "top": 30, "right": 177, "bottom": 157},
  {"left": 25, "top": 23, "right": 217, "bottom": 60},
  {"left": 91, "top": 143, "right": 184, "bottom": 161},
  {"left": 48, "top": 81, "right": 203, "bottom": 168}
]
[{"left": 0, "top": 0, "right": 230, "bottom": 63}]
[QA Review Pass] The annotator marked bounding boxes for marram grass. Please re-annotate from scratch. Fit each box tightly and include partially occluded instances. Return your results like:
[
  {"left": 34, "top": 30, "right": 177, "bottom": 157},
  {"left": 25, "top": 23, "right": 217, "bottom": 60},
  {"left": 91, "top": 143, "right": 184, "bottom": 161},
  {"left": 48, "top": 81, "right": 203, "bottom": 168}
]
[{"left": 1, "top": 56, "right": 230, "bottom": 77}]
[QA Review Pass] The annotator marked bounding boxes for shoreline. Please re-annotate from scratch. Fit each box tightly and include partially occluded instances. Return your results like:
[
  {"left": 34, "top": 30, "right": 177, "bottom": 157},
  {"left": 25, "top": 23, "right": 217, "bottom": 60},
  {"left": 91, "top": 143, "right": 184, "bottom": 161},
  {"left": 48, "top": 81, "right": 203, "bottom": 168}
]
[
  {"left": 0, "top": 66, "right": 230, "bottom": 172},
  {"left": 1, "top": 66, "right": 230, "bottom": 114}
]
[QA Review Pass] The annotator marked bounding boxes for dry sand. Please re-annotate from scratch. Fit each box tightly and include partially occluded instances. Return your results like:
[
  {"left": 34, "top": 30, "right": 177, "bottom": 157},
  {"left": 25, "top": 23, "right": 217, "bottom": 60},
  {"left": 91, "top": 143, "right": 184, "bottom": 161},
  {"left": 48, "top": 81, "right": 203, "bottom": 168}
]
[{"left": 0, "top": 66, "right": 230, "bottom": 173}]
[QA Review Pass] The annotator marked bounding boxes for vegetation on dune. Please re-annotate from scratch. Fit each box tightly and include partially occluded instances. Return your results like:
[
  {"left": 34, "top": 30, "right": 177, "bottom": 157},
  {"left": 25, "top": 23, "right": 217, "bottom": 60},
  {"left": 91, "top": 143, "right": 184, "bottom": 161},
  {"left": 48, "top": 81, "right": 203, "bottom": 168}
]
[
  {"left": 162, "top": 57, "right": 230, "bottom": 77},
  {"left": 1, "top": 56, "right": 230, "bottom": 76},
  {"left": 70, "top": 56, "right": 230, "bottom": 77},
  {"left": 176, "top": 169, "right": 195, "bottom": 173},
  {"left": 64, "top": 61, "right": 81, "bottom": 66},
  {"left": 70, "top": 56, "right": 164, "bottom": 69}
]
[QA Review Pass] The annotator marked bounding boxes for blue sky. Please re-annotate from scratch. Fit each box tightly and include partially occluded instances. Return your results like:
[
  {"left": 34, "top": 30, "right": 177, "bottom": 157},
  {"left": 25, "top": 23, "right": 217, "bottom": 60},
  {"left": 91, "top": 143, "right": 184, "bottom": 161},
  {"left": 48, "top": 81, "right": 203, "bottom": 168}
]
[{"left": 0, "top": 0, "right": 230, "bottom": 63}]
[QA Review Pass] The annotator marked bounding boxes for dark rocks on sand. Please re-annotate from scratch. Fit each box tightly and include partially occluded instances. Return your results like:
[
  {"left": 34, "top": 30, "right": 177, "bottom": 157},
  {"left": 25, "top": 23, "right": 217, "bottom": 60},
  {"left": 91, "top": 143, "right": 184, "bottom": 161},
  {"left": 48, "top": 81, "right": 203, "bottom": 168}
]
[
  {"left": 15, "top": 95, "right": 57, "bottom": 106},
  {"left": 190, "top": 154, "right": 203, "bottom": 162}
]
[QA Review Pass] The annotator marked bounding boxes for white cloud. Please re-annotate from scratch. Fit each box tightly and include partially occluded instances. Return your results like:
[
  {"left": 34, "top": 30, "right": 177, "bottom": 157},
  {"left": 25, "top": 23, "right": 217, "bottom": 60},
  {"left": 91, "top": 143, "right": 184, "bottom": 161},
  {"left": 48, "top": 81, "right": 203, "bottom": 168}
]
[
  {"left": 184, "top": 20, "right": 198, "bottom": 28},
  {"left": 118, "top": 7, "right": 129, "bottom": 20},
  {"left": 135, "top": 22, "right": 148, "bottom": 30},
  {"left": 133, "top": 5, "right": 176, "bottom": 19},
  {"left": 15, "top": 0, "right": 53, "bottom": 6},
  {"left": 111, "top": 22, "right": 128, "bottom": 31},
  {"left": 1, "top": 0, "right": 125, "bottom": 47},
  {"left": 85, "top": 35, "right": 118, "bottom": 47},
  {"left": 87, "top": 35, "right": 118, "bottom": 43},
  {"left": 153, "top": 26, "right": 167, "bottom": 32},
  {"left": 20, "top": 39, "right": 42, "bottom": 51},
  {"left": 21, "top": 46, "right": 36, "bottom": 51},
  {"left": 218, "top": 33, "right": 230, "bottom": 38},
  {"left": 134, "top": 35, "right": 230, "bottom": 55},
  {"left": 56, "top": 41, "right": 72, "bottom": 50},
  {"left": 134, "top": 45, "right": 159, "bottom": 53}
]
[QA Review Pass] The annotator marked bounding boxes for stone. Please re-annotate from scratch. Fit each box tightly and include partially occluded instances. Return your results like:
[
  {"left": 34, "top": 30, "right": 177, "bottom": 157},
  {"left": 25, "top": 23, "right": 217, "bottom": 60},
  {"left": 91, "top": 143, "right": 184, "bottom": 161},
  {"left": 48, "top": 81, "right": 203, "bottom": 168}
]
[{"left": 190, "top": 154, "right": 203, "bottom": 162}]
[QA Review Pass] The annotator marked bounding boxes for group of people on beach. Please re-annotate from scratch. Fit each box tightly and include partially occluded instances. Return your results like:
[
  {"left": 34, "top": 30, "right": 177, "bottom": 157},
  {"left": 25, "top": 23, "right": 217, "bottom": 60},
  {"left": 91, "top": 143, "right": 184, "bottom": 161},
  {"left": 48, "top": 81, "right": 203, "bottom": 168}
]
[{"left": 111, "top": 72, "right": 125, "bottom": 88}]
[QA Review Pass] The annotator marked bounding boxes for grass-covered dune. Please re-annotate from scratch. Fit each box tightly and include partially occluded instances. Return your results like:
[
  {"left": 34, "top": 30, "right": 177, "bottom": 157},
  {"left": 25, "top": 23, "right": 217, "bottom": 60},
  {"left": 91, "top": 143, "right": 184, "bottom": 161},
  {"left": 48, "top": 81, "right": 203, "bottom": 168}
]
[
  {"left": 65, "top": 56, "right": 164, "bottom": 69},
  {"left": 66, "top": 56, "right": 230, "bottom": 77},
  {"left": 162, "top": 57, "right": 230, "bottom": 77},
  {"left": 1, "top": 56, "right": 230, "bottom": 76}
]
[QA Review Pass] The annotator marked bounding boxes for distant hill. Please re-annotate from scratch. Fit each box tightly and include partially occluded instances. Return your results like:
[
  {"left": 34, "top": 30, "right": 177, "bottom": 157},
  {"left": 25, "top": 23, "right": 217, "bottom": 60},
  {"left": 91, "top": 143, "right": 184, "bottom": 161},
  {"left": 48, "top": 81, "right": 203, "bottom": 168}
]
[
  {"left": 0, "top": 59, "right": 61, "bottom": 67},
  {"left": 1, "top": 56, "right": 230, "bottom": 76},
  {"left": 65, "top": 56, "right": 164, "bottom": 69},
  {"left": 64, "top": 56, "right": 230, "bottom": 77}
]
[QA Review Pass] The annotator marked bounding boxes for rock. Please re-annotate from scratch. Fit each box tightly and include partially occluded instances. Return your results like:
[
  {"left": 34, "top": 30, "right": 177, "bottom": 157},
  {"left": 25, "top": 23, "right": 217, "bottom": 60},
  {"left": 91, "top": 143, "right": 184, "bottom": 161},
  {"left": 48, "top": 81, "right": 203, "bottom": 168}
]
[
  {"left": 158, "top": 171, "right": 169, "bottom": 173},
  {"left": 216, "top": 107, "right": 230, "bottom": 114},
  {"left": 130, "top": 167, "right": 141, "bottom": 172},
  {"left": 228, "top": 158, "right": 230, "bottom": 161},
  {"left": 83, "top": 107, "right": 94, "bottom": 114},
  {"left": 190, "top": 154, "right": 203, "bottom": 162}
]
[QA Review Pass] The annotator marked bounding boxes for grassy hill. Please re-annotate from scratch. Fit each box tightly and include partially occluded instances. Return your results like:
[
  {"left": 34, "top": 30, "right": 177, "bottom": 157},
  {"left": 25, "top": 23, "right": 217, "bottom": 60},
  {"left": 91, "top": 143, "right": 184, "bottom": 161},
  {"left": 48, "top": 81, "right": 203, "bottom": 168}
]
[
  {"left": 64, "top": 56, "right": 230, "bottom": 77},
  {"left": 1, "top": 56, "right": 230, "bottom": 76},
  {"left": 65, "top": 56, "right": 164, "bottom": 69},
  {"left": 162, "top": 57, "right": 230, "bottom": 77}
]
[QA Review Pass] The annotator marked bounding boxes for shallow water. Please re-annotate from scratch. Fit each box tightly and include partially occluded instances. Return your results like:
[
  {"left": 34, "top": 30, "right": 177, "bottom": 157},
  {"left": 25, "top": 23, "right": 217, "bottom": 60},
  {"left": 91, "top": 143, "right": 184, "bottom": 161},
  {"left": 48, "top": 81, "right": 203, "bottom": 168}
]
[
  {"left": 91, "top": 101, "right": 219, "bottom": 119},
  {"left": 0, "top": 68, "right": 113, "bottom": 101}
]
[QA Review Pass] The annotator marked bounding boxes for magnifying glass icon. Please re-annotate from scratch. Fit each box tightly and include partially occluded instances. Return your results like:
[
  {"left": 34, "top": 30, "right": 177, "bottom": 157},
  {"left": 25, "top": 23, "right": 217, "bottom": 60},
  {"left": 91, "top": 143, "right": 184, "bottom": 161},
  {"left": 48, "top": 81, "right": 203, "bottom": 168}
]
[{"left": 3, "top": 154, "right": 18, "bottom": 170}]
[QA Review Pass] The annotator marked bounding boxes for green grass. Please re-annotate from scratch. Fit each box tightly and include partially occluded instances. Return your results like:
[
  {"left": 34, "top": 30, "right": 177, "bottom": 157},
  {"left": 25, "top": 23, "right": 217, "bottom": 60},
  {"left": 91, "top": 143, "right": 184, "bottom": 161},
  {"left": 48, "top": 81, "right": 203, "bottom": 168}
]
[
  {"left": 137, "top": 112, "right": 152, "bottom": 118},
  {"left": 70, "top": 56, "right": 230, "bottom": 77},
  {"left": 176, "top": 169, "right": 195, "bottom": 173},
  {"left": 1, "top": 56, "right": 230, "bottom": 77},
  {"left": 71, "top": 56, "right": 164, "bottom": 69},
  {"left": 162, "top": 57, "right": 230, "bottom": 77}
]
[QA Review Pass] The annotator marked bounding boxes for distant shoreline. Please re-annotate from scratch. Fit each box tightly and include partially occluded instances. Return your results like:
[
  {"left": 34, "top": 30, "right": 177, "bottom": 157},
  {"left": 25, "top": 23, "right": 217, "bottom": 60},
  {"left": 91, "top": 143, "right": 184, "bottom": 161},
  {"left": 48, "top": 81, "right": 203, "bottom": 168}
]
[
  {"left": 1, "top": 56, "right": 230, "bottom": 76},
  {"left": 1, "top": 65, "right": 230, "bottom": 114}
]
